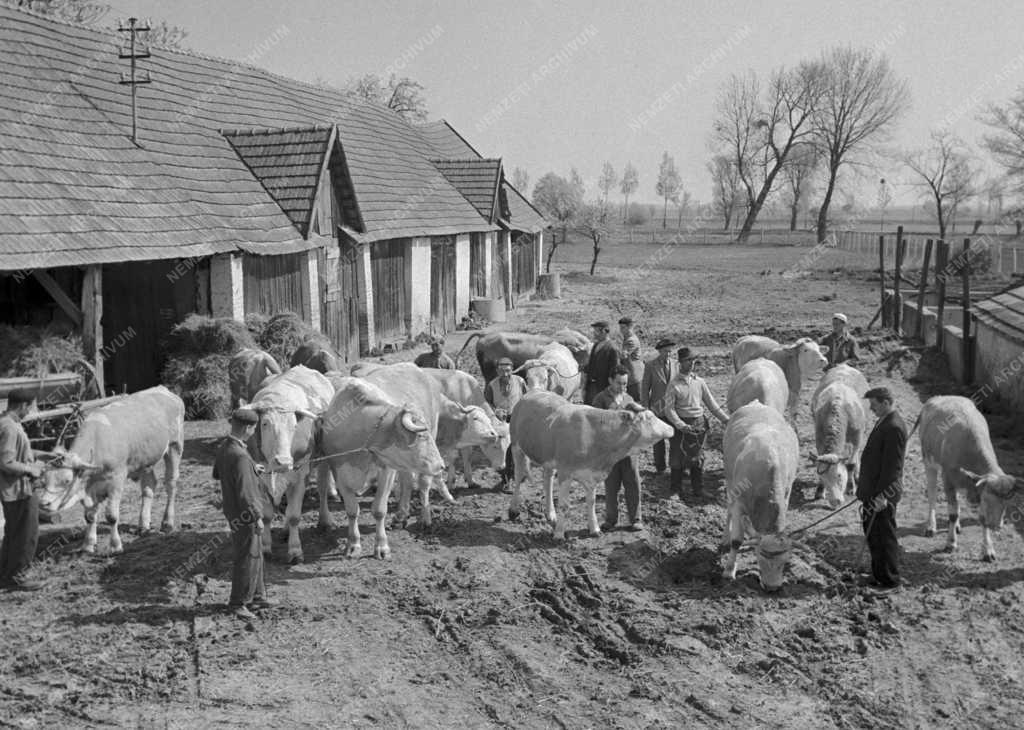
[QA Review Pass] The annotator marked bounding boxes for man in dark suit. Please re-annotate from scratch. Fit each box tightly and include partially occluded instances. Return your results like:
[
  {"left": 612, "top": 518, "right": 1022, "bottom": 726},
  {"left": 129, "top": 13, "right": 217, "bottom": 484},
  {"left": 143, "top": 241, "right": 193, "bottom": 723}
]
[
  {"left": 856, "top": 386, "right": 907, "bottom": 590},
  {"left": 639, "top": 338, "right": 677, "bottom": 473},
  {"left": 583, "top": 320, "right": 622, "bottom": 406}
]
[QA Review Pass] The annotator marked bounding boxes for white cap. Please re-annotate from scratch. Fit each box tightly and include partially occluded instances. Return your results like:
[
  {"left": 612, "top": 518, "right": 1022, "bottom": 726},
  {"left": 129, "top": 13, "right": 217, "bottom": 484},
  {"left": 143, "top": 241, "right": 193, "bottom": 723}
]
[{"left": 832, "top": 313, "right": 848, "bottom": 323}]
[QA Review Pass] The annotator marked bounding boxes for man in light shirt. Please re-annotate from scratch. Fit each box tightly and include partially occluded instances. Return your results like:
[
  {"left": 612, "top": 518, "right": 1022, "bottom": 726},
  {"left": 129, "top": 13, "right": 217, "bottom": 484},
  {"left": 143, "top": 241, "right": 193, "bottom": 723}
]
[{"left": 661, "top": 347, "right": 729, "bottom": 499}]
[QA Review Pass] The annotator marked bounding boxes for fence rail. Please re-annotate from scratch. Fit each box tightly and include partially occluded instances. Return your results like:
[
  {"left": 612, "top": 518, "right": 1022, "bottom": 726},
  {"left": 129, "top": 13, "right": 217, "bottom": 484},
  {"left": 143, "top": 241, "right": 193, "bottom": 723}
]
[{"left": 835, "top": 230, "right": 1024, "bottom": 277}]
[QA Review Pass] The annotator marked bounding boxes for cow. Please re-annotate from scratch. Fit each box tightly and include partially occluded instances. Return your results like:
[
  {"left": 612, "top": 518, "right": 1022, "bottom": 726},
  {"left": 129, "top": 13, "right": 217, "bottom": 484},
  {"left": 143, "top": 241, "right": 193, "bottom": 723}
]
[
  {"left": 515, "top": 341, "right": 583, "bottom": 399},
  {"left": 316, "top": 377, "right": 446, "bottom": 559},
  {"left": 461, "top": 329, "right": 592, "bottom": 385},
  {"left": 242, "top": 365, "right": 334, "bottom": 563},
  {"left": 508, "top": 391, "right": 673, "bottom": 540},
  {"left": 916, "top": 395, "right": 1022, "bottom": 561},
  {"left": 726, "top": 358, "right": 789, "bottom": 416},
  {"left": 731, "top": 335, "right": 829, "bottom": 420},
  {"left": 809, "top": 364, "right": 869, "bottom": 506},
  {"left": 290, "top": 340, "right": 340, "bottom": 374},
  {"left": 229, "top": 347, "right": 282, "bottom": 409},
  {"left": 721, "top": 401, "right": 800, "bottom": 592},
  {"left": 37, "top": 386, "right": 184, "bottom": 554}
]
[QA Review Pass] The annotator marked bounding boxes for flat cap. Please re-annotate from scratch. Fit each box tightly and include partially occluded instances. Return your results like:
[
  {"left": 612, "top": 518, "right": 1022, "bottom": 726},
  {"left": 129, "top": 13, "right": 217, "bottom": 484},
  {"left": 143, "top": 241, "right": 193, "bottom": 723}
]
[
  {"left": 590, "top": 320, "right": 610, "bottom": 329},
  {"left": 832, "top": 313, "right": 848, "bottom": 323},
  {"left": 655, "top": 338, "right": 676, "bottom": 350},
  {"left": 6, "top": 388, "right": 38, "bottom": 407},
  {"left": 496, "top": 357, "right": 514, "bottom": 366},
  {"left": 231, "top": 408, "right": 259, "bottom": 424},
  {"left": 863, "top": 386, "right": 893, "bottom": 402},
  {"left": 618, "top": 316, "right": 633, "bottom": 325},
  {"left": 429, "top": 335, "right": 446, "bottom": 345},
  {"left": 677, "top": 346, "right": 697, "bottom": 361}
]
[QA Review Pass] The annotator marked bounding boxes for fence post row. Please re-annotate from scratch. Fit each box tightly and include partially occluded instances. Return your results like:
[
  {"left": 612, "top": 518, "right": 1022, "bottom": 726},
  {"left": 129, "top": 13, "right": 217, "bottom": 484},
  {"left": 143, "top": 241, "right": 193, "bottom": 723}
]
[
  {"left": 962, "top": 238, "right": 973, "bottom": 384},
  {"left": 915, "top": 239, "right": 933, "bottom": 340},
  {"left": 878, "top": 235, "right": 888, "bottom": 328},
  {"left": 936, "top": 240, "right": 948, "bottom": 351},
  {"left": 893, "top": 226, "right": 904, "bottom": 334}
]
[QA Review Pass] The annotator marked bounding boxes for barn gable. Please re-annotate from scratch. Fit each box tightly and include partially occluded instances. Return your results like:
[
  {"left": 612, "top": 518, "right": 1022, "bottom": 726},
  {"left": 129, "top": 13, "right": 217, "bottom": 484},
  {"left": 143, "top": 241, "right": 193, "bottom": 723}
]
[{"left": 431, "top": 158, "right": 504, "bottom": 224}]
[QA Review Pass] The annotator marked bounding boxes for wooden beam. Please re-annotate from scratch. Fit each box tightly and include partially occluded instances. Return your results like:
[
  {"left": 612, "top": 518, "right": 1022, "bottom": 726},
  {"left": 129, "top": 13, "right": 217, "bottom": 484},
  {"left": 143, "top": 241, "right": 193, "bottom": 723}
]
[
  {"left": 32, "top": 270, "right": 83, "bottom": 327},
  {"left": 81, "top": 265, "right": 105, "bottom": 396},
  {"left": 915, "top": 239, "right": 934, "bottom": 340},
  {"left": 936, "top": 241, "right": 947, "bottom": 351},
  {"left": 893, "top": 226, "right": 904, "bottom": 334},
  {"left": 962, "top": 238, "right": 973, "bottom": 383},
  {"left": 878, "top": 235, "right": 887, "bottom": 328}
]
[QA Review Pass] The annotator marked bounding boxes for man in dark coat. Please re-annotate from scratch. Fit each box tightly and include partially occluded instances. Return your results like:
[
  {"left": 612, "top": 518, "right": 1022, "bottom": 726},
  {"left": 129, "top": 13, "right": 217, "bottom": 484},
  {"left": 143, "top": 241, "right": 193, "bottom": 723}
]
[
  {"left": 856, "top": 386, "right": 907, "bottom": 590},
  {"left": 212, "top": 409, "right": 273, "bottom": 618},
  {"left": 583, "top": 320, "right": 622, "bottom": 405},
  {"left": 593, "top": 367, "right": 647, "bottom": 532},
  {"left": 639, "top": 338, "right": 677, "bottom": 473},
  {"left": 0, "top": 389, "right": 44, "bottom": 591}
]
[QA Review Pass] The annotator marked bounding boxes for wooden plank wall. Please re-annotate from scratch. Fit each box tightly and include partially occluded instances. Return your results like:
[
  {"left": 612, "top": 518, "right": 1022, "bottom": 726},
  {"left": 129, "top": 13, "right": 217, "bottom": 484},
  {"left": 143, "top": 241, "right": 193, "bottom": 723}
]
[
  {"left": 431, "top": 236, "right": 456, "bottom": 332},
  {"left": 371, "top": 239, "right": 408, "bottom": 341},
  {"left": 243, "top": 253, "right": 309, "bottom": 321},
  {"left": 322, "top": 240, "right": 362, "bottom": 361},
  {"left": 512, "top": 232, "right": 537, "bottom": 294},
  {"left": 470, "top": 232, "right": 487, "bottom": 298}
]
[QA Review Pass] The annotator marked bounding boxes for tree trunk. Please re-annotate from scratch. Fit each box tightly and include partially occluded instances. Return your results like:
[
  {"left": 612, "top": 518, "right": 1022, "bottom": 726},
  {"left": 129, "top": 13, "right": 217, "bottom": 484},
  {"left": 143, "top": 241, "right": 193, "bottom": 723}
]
[
  {"left": 789, "top": 202, "right": 799, "bottom": 231},
  {"left": 545, "top": 228, "right": 563, "bottom": 273},
  {"left": 723, "top": 206, "right": 733, "bottom": 231},
  {"left": 662, "top": 197, "right": 668, "bottom": 229},
  {"left": 815, "top": 166, "right": 840, "bottom": 245},
  {"left": 590, "top": 240, "right": 601, "bottom": 275},
  {"left": 677, "top": 204, "right": 683, "bottom": 229}
]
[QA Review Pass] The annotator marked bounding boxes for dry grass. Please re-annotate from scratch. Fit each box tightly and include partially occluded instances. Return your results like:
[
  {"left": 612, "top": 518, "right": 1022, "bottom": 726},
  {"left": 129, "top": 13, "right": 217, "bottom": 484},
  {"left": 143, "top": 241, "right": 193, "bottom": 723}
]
[{"left": 0, "top": 324, "right": 85, "bottom": 377}]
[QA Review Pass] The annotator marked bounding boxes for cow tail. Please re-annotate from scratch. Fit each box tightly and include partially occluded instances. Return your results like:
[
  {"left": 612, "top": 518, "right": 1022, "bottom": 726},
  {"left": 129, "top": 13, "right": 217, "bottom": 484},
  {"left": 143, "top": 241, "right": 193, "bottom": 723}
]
[
  {"left": 455, "top": 332, "right": 483, "bottom": 369},
  {"left": 908, "top": 413, "right": 922, "bottom": 439}
]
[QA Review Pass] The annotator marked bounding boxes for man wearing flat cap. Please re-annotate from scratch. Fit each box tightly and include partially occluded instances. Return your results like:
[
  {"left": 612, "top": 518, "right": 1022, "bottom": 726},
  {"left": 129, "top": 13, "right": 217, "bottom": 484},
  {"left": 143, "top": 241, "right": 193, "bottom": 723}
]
[
  {"left": 584, "top": 320, "right": 623, "bottom": 406},
  {"left": 414, "top": 336, "right": 456, "bottom": 370},
  {"left": 212, "top": 408, "right": 273, "bottom": 619},
  {"left": 856, "top": 386, "right": 907, "bottom": 590},
  {"left": 661, "top": 347, "right": 729, "bottom": 499},
  {"left": 819, "top": 313, "right": 859, "bottom": 370},
  {"left": 485, "top": 357, "right": 527, "bottom": 488},
  {"left": 0, "top": 389, "right": 44, "bottom": 591},
  {"left": 618, "top": 317, "right": 644, "bottom": 401},
  {"left": 640, "top": 338, "right": 678, "bottom": 473}
]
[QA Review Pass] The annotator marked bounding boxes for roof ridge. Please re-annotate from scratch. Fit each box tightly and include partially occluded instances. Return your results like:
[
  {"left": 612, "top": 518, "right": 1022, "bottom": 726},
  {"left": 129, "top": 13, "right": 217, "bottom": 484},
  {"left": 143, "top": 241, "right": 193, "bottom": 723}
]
[{"left": 220, "top": 124, "right": 334, "bottom": 136}]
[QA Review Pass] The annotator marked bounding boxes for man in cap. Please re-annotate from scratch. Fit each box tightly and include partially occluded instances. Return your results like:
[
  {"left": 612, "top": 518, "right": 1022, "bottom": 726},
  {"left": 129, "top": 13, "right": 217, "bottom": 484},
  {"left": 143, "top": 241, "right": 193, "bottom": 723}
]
[
  {"left": 583, "top": 320, "right": 622, "bottom": 406},
  {"left": 212, "top": 408, "right": 274, "bottom": 619},
  {"left": 819, "top": 313, "right": 859, "bottom": 369},
  {"left": 485, "top": 357, "right": 527, "bottom": 488},
  {"left": 639, "top": 338, "right": 678, "bottom": 473},
  {"left": 856, "top": 386, "right": 907, "bottom": 590},
  {"left": 618, "top": 317, "right": 645, "bottom": 401},
  {"left": 661, "top": 347, "right": 729, "bottom": 499},
  {"left": 593, "top": 367, "right": 648, "bottom": 532},
  {"left": 0, "top": 389, "right": 44, "bottom": 591},
  {"left": 414, "top": 336, "right": 456, "bottom": 370}
]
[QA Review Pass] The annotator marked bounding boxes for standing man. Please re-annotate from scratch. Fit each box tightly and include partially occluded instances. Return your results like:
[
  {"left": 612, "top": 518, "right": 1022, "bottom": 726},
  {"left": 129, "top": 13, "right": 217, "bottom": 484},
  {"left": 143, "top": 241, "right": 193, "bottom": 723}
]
[
  {"left": 618, "top": 317, "right": 645, "bottom": 401},
  {"left": 583, "top": 320, "right": 622, "bottom": 406},
  {"left": 819, "top": 313, "right": 858, "bottom": 369},
  {"left": 212, "top": 409, "right": 274, "bottom": 619},
  {"left": 661, "top": 347, "right": 729, "bottom": 499},
  {"left": 639, "top": 338, "right": 677, "bottom": 474},
  {"left": 485, "top": 357, "right": 528, "bottom": 489},
  {"left": 414, "top": 336, "right": 456, "bottom": 370},
  {"left": 0, "top": 389, "right": 44, "bottom": 591},
  {"left": 593, "top": 367, "right": 647, "bottom": 532},
  {"left": 856, "top": 386, "right": 907, "bottom": 590}
]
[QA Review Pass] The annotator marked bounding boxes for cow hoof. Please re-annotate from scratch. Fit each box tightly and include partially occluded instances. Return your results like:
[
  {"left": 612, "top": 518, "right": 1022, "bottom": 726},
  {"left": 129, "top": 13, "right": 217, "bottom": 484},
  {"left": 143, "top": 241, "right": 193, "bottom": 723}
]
[
  {"left": 943, "top": 543, "right": 957, "bottom": 553},
  {"left": 588, "top": 529, "right": 601, "bottom": 538},
  {"left": 263, "top": 551, "right": 272, "bottom": 560},
  {"left": 109, "top": 546, "right": 124, "bottom": 556},
  {"left": 955, "top": 524, "right": 962, "bottom": 535},
  {"left": 508, "top": 509, "right": 521, "bottom": 522},
  {"left": 160, "top": 523, "right": 175, "bottom": 533},
  {"left": 982, "top": 552, "right": 996, "bottom": 563},
  {"left": 721, "top": 568, "right": 736, "bottom": 581},
  {"left": 288, "top": 554, "right": 304, "bottom": 566},
  {"left": 317, "top": 521, "right": 334, "bottom": 532},
  {"left": 345, "top": 544, "right": 362, "bottom": 559},
  {"left": 277, "top": 532, "right": 288, "bottom": 543},
  {"left": 374, "top": 546, "right": 391, "bottom": 560},
  {"left": 924, "top": 527, "right": 935, "bottom": 537}
]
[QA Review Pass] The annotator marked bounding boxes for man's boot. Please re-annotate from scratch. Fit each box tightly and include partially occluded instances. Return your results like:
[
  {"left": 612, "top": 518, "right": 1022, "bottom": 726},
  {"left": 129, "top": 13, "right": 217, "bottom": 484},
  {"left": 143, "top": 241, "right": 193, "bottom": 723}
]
[
  {"left": 690, "top": 466, "right": 704, "bottom": 496},
  {"left": 669, "top": 469, "right": 684, "bottom": 500}
]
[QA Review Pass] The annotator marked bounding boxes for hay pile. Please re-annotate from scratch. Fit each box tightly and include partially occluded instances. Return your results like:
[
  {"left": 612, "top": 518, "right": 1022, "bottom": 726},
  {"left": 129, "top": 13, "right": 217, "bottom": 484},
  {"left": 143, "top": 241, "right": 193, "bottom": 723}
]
[
  {"left": 0, "top": 325, "right": 85, "bottom": 377},
  {"left": 161, "top": 315, "right": 257, "bottom": 420},
  {"left": 257, "top": 311, "right": 330, "bottom": 367}
]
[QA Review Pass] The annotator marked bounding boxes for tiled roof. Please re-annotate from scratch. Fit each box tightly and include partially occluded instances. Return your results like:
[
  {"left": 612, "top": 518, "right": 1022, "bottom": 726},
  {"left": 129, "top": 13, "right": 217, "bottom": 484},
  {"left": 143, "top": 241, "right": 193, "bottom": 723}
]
[
  {"left": 974, "top": 285, "right": 1024, "bottom": 346},
  {"left": 419, "top": 120, "right": 481, "bottom": 158},
  {"left": 0, "top": 6, "right": 495, "bottom": 270},
  {"left": 431, "top": 158, "right": 502, "bottom": 223}
]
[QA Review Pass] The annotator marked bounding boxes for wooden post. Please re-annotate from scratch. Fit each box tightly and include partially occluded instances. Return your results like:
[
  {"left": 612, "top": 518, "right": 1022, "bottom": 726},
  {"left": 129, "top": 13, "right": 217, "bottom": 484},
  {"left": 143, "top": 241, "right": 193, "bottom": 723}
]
[
  {"left": 878, "top": 235, "right": 888, "bottom": 328},
  {"left": 81, "top": 265, "right": 104, "bottom": 396},
  {"left": 962, "top": 238, "right": 973, "bottom": 383},
  {"left": 893, "top": 226, "right": 904, "bottom": 334},
  {"left": 915, "top": 239, "right": 933, "bottom": 340},
  {"left": 936, "top": 241, "right": 947, "bottom": 351}
]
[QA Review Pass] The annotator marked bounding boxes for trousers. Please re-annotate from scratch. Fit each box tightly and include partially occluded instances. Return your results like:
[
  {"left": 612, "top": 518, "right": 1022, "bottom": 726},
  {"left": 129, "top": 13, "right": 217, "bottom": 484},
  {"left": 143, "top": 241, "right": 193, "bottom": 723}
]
[
  {"left": 668, "top": 416, "right": 708, "bottom": 471},
  {"left": 0, "top": 496, "right": 39, "bottom": 584},
  {"left": 228, "top": 522, "right": 266, "bottom": 606},
  {"left": 605, "top": 456, "right": 641, "bottom": 524},
  {"left": 652, "top": 440, "right": 667, "bottom": 472},
  {"left": 862, "top": 503, "right": 900, "bottom": 586}
]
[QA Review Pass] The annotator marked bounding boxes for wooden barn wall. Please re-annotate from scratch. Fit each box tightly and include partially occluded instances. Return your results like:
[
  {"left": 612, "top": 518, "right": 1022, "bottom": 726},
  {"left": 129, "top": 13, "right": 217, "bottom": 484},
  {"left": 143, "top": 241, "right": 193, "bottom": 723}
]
[
  {"left": 430, "top": 236, "right": 456, "bottom": 333},
  {"left": 512, "top": 232, "right": 537, "bottom": 295},
  {"left": 470, "top": 232, "right": 487, "bottom": 298},
  {"left": 0, "top": 267, "right": 81, "bottom": 332},
  {"left": 321, "top": 239, "right": 362, "bottom": 362},
  {"left": 242, "top": 252, "right": 309, "bottom": 321},
  {"left": 371, "top": 238, "right": 408, "bottom": 341}
]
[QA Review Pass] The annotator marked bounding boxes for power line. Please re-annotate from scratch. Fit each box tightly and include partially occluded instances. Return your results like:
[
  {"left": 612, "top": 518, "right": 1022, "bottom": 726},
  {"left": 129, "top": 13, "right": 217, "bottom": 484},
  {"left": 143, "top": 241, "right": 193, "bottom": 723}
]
[{"left": 117, "top": 16, "right": 151, "bottom": 146}]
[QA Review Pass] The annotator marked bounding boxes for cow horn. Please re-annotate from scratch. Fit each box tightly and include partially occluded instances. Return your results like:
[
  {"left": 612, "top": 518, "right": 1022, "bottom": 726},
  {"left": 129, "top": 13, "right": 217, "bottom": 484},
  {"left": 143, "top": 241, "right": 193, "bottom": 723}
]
[
  {"left": 68, "top": 452, "right": 101, "bottom": 471},
  {"left": 401, "top": 410, "right": 427, "bottom": 433},
  {"left": 295, "top": 408, "right": 317, "bottom": 420},
  {"left": 959, "top": 467, "right": 982, "bottom": 482}
]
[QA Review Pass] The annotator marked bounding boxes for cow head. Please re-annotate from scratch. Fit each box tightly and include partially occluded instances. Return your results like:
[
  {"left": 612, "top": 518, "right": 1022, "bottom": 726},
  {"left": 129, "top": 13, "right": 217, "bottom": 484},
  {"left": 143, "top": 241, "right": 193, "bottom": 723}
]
[
  {"left": 37, "top": 448, "right": 105, "bottom": 516},
  {"left": 373, "top": 405, "right": 445, "bottom": 476},
  {"left": 629, "top": 410, "right": 675, "bottom": 448},
  {"left": 480, "top": 420, "right": 512, "bottom": 469},
  {"left": 756, "top": 534, "right": 792, "bottom": 592},
  {"left": 516, "top": 359, "right": 557, "bottom": 393},
  {"left": 554, "top": 328, "right": 592, "bottom": 371},
  {"left": 255, "top": 406, "right": 318, "bottom": 472},
  {"left": 961, "top": 468, "right": 1021, "bottom": 531},
  {"left": 791, "top": 339, "right": 828, "bottom": 378},
  {"left": 811, "top": 449, "right": 852, "bottom": 508}
]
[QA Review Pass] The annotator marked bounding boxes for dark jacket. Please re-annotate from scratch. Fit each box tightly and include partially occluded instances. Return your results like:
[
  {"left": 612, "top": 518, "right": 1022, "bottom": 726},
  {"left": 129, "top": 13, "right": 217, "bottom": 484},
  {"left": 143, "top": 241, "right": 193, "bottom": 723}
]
[
  {"left": 584, "top": 339, "right": 622, "bottom": 402},
  {"left": 857, "top": 410, "right": 907, "bottom": 504},
  {"left": 212, "top": 436, "right": 265, "bottom": 525}
]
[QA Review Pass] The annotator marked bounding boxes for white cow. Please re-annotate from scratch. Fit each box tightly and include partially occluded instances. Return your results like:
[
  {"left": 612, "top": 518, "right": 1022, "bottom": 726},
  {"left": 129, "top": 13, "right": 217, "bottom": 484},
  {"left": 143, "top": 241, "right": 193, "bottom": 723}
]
[
  {"left": 726, "top": 358, "right": 789, "bottom": 416},
  {"left": 722, "top": 401, "right": 800, "bottom": 591},
  {"left": 731, "top": 335, "right": 829, "bottom": 420},
  {"left": 809, "top": 364, "right": 869, "bottom": 507},
  {"left": 515, "top": 341, "right": 583, "bottom": 400},
  {"left": 917, "top": 395, "right": 1022, "bottom": 561},
  {"left": 38, "top": 386, "right": 184, "bottom": 554}
]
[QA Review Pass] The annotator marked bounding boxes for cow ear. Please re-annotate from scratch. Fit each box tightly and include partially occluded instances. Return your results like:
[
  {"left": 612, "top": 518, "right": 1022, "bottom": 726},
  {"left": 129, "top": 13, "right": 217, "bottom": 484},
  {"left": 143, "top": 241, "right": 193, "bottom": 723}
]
[
  {"left": 959, "top": 467, "right": 981, "bottom": 482},
  {"left": 238, "top": 397, "right": 248, "bottom": 406},
  {"left": 818, "top": 345, "right": 830, "bottom": 355}
]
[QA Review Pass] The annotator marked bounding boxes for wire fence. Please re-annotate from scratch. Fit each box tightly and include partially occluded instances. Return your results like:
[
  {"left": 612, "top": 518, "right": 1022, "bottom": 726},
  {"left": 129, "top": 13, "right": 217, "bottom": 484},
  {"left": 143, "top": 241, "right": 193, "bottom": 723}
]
[{"left": 836, "top": 230, "right": 1024, "bottom": 277}]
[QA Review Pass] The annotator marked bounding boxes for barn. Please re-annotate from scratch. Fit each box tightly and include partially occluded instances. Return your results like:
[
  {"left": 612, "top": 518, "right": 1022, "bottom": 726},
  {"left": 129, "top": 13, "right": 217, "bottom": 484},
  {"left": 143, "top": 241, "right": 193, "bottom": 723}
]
[
  {"left": 972, "top": 284, "right": 1024, "bottom": 410},
  {"left": 0, "top": 6, "right": 543, "bottom": 390}
]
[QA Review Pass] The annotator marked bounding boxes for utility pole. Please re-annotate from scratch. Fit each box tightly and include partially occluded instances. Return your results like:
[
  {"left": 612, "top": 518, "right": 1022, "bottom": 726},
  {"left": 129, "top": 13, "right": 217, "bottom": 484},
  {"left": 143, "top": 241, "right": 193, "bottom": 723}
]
[{"left": 117, "top": 17, "right": 152, "bottom": 146}]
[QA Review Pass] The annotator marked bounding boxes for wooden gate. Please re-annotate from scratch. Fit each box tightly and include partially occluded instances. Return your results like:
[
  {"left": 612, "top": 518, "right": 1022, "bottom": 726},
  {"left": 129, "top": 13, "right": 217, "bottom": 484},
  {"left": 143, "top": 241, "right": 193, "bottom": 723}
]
[
  {"left": 431, "top": 236, "right": 457, "bottom": 333},
  {"left": 321, "top": 240, "right": 361, "bottom": 362},
  {"left": 511, "top": 232, "right": 537, "bottom": 295},
  {"left": 371, "top": 239, "right": 408, "bottom": 342},
  {"left": 470, "top": 233, "right": 487, "bottom": 298},
  {"left": 243, "top": 252, "right": 308, "bottom": 320}
]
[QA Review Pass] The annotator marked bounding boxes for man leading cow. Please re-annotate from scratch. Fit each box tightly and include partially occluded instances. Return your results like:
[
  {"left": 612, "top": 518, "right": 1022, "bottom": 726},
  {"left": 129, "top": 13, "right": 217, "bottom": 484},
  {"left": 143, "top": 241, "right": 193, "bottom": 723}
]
[
  {"left": 485, "top": 357, "right": 528, "bottom": 489},
  {"left": 593, "top": 366, "right": 647, "bottom": 532}
]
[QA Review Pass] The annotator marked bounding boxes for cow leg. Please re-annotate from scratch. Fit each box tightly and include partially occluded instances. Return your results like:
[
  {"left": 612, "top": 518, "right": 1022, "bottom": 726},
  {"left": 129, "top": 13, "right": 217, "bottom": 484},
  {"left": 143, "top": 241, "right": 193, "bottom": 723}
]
[
  {"left": 460, "top": 446, "right": 480, "bottom": 488},
  {"left": 160, "top": 445, "right": 182, "bottom": 532},
  {"left": 106, "top": 475, "right": 125, "bottom": 554},
  {"left": 316, "top": 462, "right": 333, "bottom": 530},
  {"left": 436, "top": 472, "right": 456, "bottom": 505},
  {"left": 372, "top": 469, "right": 396, "bottom": 560},
  {"left": 138, "top": 468, "right": 157, "bottom": 533},
  {"left": 722, "top": 503, "right": 744, "bottom": 581},
  {"left": 417, "top": 474, "right": 433, "bottom": 528},
  {"left": 284, "top": 472, "right": 307, "bottom": 564},
  {"left": 395, "top": 472, "right": 414, "bottom": 525},
  {"left": 81, "top": 503, "right": 100, "bottom": 554},
  {"left": 337, "top": 464, "right": 363, "bottom": 558},
  {"left": 508, "top": 444, "right": 530, "bottom": 521},
  {"left": 981, "top": 521, "right": 997, "bottom": 562},
  {"left": 943, "top": 470, "right": 960, "bottom": 552},
  {"left": 552, "top": 476, "right": 572, "bottom": 541},
  {"left": 584, "top": 480, "right": 600, "bottom": 537},
  {"left": 924, "top": 462, "right": 939, "bottom": 537},
  {"left": 543, "top": 467, "right": 557, "bottom": 525}
]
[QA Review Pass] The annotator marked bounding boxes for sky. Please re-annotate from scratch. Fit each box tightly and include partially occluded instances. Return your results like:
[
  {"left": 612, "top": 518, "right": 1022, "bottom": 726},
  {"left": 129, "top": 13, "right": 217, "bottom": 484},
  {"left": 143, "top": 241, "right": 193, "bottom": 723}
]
[{"left": 105, "top": 0, "right": 1024, "bottom": 207}]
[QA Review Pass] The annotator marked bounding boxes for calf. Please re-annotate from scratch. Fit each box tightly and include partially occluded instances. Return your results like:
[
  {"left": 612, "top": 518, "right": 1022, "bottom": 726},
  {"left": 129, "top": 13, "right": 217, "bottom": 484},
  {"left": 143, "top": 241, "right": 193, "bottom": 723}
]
[
  {"left": 809, "top": 364, "right": 868, "bottom": 506},
  {"left": 731, "top": 335, "right": 829, "bottom": 420}
]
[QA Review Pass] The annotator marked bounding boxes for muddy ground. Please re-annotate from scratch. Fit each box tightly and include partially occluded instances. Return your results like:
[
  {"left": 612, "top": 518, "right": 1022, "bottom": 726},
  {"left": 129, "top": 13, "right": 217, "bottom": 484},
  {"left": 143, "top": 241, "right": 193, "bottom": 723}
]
[{"left": 2, "top": 242, "right": 1023, "bottom": 729}]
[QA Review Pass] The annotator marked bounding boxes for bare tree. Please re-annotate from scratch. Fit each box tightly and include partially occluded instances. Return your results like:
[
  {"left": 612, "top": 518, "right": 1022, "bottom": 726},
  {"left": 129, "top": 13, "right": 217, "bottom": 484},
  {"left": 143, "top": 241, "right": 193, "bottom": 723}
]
[
  {"left": 781, "top": 144, "right": 819, "bottom": 231},
  {"left": 905, "top": 132, "right": 978, "bottom": 241},
  {"left": 18, "top": 0, "right": 109, "bottom": 25},
  {"left": 982, "top": 90, "right": 1024, "bottom": 196},
  {"left": 620, "top": 162, "right": 639, "bottom": 222},
  {"left": 598, "top": 162, "right": 618, "bottom": 207},
  {"left": 144, "top": 20, "right": 189, "bottom": 49},
  {"left": 673, "top": 189, "right": 692, "bottom": 229},
  {"left": 344, "top": 73, "right": 429, "bottom": 122},
  {"left": 511, "top": 167, "right": 530, "bottom": 193},
  {"left": 655, "top": 152, "right": 681, "bottom": 229},
  {"left": 532, "top": 172, "right": 583, "bottom": 272},
  {"left": 707, "top": 155, "right": 742, "bottom": 230},
  {"left": 576, "top": 202, "right": 611, "bottom": 275},
  {"left": 812, "top": 47, "right": 910, "bottom": 244}
]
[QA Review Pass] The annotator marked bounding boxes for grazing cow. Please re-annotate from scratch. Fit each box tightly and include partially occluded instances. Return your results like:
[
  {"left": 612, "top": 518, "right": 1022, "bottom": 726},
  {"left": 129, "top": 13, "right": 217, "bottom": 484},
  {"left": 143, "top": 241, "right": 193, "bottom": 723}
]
[
  {"left": 721, "top": 401, "right": 800, "bottom": 591},
  {"left": 463, "top": 329, "right": 592, "bottom": 385},
  {"left": 228, "top": 348, "right": 282, "bottom": 409},
  {"left": 37, "top": 386, "right": 184, "bottom": 554},
  {"left": 290, "top": 340, "right": 340, "bottom": 374},
  {"left": 508, "top": 391, "right": 673, "bottom": 539},
  {"left": 809, "top": 364, "right": 869, "bottom": 506},
  {"left": 917, "top": 395, "right": 1022, "bottom": 561},
  {"left": 515, "top": 341, "right": 583, "bottom": 400},
  {"left": 726, "top": 358, "right": 789, "bottom": 416},
  {"left": 243, "top": 365, "right": 334, "bottom": 563},
  {"left": 317, "top": 377, "right": 445, "bottom": 559},
  {"left": 731, "top": 335, "right": 829, "bottom": 420}
]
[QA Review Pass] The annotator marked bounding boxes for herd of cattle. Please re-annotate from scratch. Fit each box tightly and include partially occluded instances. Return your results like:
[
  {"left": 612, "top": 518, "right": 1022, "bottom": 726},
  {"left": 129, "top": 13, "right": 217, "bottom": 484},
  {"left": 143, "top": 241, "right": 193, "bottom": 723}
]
[{"left": 27, "top": 328, "right": 1022, "bottom": 591}]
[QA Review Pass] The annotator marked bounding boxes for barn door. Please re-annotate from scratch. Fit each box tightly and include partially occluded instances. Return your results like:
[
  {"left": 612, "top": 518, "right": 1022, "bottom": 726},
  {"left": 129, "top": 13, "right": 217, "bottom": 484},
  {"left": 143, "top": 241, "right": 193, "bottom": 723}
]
[
  {"left": 470, "top": 233, "right": 487, "bottom": 298},
  {"left": 512, "top": 232, "right": 537, "bottom": 295},
  {"left": 371, "top": 239, "right": 408, "bottom": 342},
  {"left": 322, "top": 241, "right": 362, "bottom": 362},
  {"left": 430, "top": 236, "right": 456, "bottom": 333}
]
